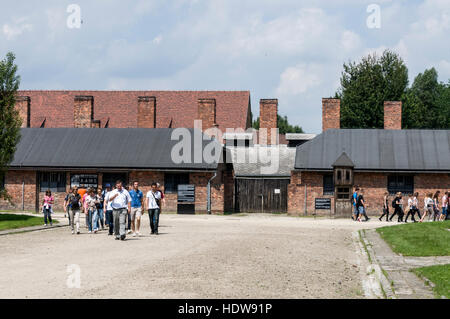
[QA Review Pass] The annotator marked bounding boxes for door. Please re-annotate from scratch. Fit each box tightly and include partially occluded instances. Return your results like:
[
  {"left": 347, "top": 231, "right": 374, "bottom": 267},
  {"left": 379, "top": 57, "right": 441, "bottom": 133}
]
[
  {"left": 335, "top": 186, "right": 352, "bottom": 217},
  {"left": 235, "top": 179, "right": 289, "bottom": 213}
]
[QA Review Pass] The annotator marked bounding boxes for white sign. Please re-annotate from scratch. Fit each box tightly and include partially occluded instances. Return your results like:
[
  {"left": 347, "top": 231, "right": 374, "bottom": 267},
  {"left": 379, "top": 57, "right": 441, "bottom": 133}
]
[{"left": 274, "top": 189, "right": 280, "bottom": 194}]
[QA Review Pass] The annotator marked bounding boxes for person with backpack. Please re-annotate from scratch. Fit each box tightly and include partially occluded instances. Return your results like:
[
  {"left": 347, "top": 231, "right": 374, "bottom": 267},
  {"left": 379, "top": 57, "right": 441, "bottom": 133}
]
[
  {"left": 352, "top": 187, "right": 359, "bottom": 221},
  {"left": 42, "top": 190, "right": 54, "bottom": 227},
  {"left": 356, "top": 188, "right": 369, "bottom": 222},
  {"left": 389, "top": 192, "right": 404, "bottom": 222},
  {"left": 379, "top": 192, "right": 390, "bottom": 221},
  {"left": 96, "top": 188, "right": 105, "bottom": 230},
  {"left": 405, "top": 192, "right": 421, "bottom": 223},
  {"left": 439, "top": 191, "right": 448, "bottom": 222},
  {"left": 146, "top": 182, "right": 162, "bottom": 235},
  {"left": 66, "top": 187, "right": 82, "bottom": 234},
  {"left": 64, "top": 188, "right": 73, "bottom": 224},
  {"left": 420, "top": 193, "right": 434, "bottom": 222}
]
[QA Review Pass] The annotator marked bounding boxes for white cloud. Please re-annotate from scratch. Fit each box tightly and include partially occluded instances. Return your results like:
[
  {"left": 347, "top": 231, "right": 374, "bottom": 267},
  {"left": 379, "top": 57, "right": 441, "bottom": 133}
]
[
  {"left": 276, "top": 64, "right": 322, "bottom": 95},
  {"left": 2, "top": 17, "right": 32, "bottom": 40}
]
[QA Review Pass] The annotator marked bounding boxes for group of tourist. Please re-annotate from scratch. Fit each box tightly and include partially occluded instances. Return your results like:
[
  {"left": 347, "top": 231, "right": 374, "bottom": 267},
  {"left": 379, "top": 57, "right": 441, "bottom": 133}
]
[
  {"left": 351, "top": 187, "right": 449, "bottom": 223},
  {"left": 41, "top": 180, "right": 165, "bottom": 241}
]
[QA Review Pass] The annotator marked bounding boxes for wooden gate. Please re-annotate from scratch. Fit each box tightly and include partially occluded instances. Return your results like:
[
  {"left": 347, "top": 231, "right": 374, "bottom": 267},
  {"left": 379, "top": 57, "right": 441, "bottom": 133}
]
[{"left": 235, "top": 178, "right": 289, "bottom": 213}]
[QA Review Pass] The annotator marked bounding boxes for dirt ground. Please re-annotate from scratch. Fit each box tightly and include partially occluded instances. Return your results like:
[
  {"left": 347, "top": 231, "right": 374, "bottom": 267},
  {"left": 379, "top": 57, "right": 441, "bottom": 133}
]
[{"left": 0, "top": 213, "right": 382, "bottom": 299}]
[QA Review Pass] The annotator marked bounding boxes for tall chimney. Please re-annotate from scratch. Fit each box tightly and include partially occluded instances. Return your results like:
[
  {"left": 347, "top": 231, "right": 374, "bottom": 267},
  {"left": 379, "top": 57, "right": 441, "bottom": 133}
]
[
  {"left": 137, "top": 96, "right": 156, "bottom": 128},
  {"left": 384, "top": 101, "right": 402, "bottom": 130},
  {"left": 322, "top": 98, "right": 340, "bottom": 131},
  {"left": 15, "top": 96, "right": 30, "bottom": 128},
  {"left": 259, "top": 99, "right": 278, "bottom": 145},
  {"left": 197, "top": 98, "right": 217, "bottom": 131},
  {"left": 74, "top": 96, "right": 94, "bottom": 128}
]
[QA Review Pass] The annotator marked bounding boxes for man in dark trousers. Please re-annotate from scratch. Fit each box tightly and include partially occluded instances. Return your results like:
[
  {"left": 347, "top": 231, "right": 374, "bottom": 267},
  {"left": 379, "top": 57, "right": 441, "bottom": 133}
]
[
  {"left": 146, "top": 182, "right": 162, "bottom": 235},
  {"left": 356, "top": 188, "right": 370, "bottom": 222}
]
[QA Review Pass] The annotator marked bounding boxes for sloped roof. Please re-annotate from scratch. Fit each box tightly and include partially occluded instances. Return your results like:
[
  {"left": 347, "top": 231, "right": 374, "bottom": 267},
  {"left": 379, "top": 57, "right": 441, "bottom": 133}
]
[
  {"left": 332, "top": 152, "right": 354, "bottom": 167},
  {"left": 10, "top": 128, "right": 222, "bottom": 170},
  {"left": 17, "top": 90, "right": 251, "bottom": 130},
  {"left": 229, "top": 145, "right": 296, "bottom": 177},
  {"left": 295, "top": 129, "right": 450, "bottom": 172}
]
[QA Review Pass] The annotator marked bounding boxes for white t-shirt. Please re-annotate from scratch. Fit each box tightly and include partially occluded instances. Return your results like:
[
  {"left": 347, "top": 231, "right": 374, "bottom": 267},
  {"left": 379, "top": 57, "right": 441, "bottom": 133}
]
[
  {"left": 146, "top": 190, "right": 161, "bottom": 209},
  {"left": 109, "top": 188, "right": 131, "bottom": 209},
  {"left": 407, "top": 198, "right": 413, "bottom": 209},
  {"left": 104, "top": 191, "right": 113, "bottom": 211}
]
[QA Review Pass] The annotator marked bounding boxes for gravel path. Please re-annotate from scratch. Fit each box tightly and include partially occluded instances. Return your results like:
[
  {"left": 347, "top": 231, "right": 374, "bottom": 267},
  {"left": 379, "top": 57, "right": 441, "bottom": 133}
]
[{"left": 0, "top": 214, "right": 383, "bottom": 299}]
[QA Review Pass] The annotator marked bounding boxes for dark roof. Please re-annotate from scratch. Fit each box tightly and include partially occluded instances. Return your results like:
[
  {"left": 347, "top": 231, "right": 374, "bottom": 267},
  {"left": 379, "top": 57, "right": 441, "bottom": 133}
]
[
  {"left": 10, "top": 128, "right": 222, "bottom": 170},
  {"left": 17, "top": 90, "right": 251, "bottom": 130},
  {"left": 332, "top": 152, "right": 354, "bottom": 167},
  {"left": 295, "top": 129, "right": 450, "bottom": 172}
]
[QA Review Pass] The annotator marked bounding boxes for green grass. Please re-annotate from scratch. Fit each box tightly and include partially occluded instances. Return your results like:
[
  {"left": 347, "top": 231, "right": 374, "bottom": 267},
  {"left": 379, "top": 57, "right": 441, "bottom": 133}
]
[
  {"left": 413, "top": 264, "right": 450, "bottom": 298},
  {"left": 0, "top": 213, "right": 59, "bottom": 231},
  {"left": 376, "top": 221, "right": 450, "bottom": 256}
]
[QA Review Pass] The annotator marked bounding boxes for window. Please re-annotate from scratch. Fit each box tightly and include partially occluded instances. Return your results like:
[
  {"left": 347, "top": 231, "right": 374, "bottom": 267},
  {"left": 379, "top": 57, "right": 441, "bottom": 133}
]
[
  {"left": 102, "top": 173, "right": 128, "bottom": 189},
  {"left": 39, "top": 172, "right": 66, "bottom": 192},
  {"left": 323, "top": 174, "right": 334, "bottom": 195},
  {"left": 0, "top": 173, "right": 5, "bottom": 190},
  {"left": 387, "top": 175, "right": 414, "bottom": 195},
  {"left": 164, "top": 173, "right": 190, "bottom": 193}
]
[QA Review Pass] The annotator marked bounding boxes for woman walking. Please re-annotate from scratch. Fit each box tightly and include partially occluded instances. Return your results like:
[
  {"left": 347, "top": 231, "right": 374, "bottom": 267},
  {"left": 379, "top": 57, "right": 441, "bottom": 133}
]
[
  {"left": 420, "top": 193, "right": 434, "bottom": 222},
  {"left": 439, "top": 191, "right": 448, "bottom": 221},
  {"left": 42, "top": 190, "right": 54, "bottom": 226},
  {"left": 85, "top": 188, "right": 99, "bottom": 233},
  {"left": 431, "top": 191, "right": 441, "bottom": 221},
  {"left": 389, "top": 192, "right": 404, "bottom": 222},
  {"left": 96, "top": 188, "right": 105, "bottom": 230},
  {"left": 405, "top": 192, "right": 421, "bottom": 223},
  {"left": 379, "top": 192, "right": 390, "bottom": 221}
]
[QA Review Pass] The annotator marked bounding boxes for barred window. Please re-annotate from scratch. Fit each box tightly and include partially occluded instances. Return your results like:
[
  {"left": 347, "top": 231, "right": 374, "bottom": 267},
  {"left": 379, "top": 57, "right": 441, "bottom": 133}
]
[
  {"left": 387, "top": 175, "right": 414, "bottom": 195},
  {"left": 164, "top": 173, "right": 189, "bottom": 193},
  {"left": 323, "top": 174, "right": 334, "bottom": 195},
  {"left": 39, "top": 172, "right": 66, "bottom": 192}
]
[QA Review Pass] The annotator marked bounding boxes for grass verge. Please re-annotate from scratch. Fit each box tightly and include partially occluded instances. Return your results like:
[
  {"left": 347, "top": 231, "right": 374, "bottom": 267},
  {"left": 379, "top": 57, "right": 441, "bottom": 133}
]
[
  {"left": 376, "top": 221, "right": 450, "bottom": 256},
  {"left": 413, "top": 264, "right": 450, "bottom": 298},
  {"left": 0, "top": 213, "right": 59, "bottom": 231}
]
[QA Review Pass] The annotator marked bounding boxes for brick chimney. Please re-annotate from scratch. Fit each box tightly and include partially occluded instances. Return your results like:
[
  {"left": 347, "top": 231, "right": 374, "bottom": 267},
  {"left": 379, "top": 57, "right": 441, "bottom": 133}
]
[
  {"left": 384, "top": 101, "right": 402, "bottom": 130},
  {"left": 74, "top": 96, "right": 94, "bottom": 128},
  {"left": 137, "top": 96, "right": 156, "bottom": 128},
  {"left": 259, "top": 99, "right": 278, "bottom": 145},
  {"left": 197, "top": 98, "right": 217, "bottom": 131},
  {"left": 322, "top": 98, "right": 340, "bottom": 131},
  {"left": 15, "top": 96, "right": 30, "bottom": 128}
]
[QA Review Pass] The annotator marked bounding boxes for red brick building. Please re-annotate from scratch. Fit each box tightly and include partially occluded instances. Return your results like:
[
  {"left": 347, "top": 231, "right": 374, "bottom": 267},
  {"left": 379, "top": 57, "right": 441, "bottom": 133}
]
[{"left": 288, "top": 99, "right": 450, "bottom": 217}]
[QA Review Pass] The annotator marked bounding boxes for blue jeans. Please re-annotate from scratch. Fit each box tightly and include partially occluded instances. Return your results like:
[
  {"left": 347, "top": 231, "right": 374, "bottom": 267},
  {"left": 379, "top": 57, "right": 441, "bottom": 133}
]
[
  {"left": 96, "top": 208, "right": 104, "bottom": 229},
  {"left": 148, "top": 208, "right": 160, "bottom": 233},
  {"left": 43, "top": 208, "right": 52, "bottom": 225},
  {"left": 88, "top": 209, "right": 98, "bottom": 231}
]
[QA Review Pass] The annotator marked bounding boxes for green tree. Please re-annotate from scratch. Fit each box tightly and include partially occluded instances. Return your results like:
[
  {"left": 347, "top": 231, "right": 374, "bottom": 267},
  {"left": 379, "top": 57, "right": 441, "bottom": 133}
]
[
  {"left": 0, "top": 52, "right": 22, "bottom": 200},
  {"left": 403, "top": 68, "right": 450, "bottom": 129},
  {"left": 336, "top": 50, "right": 409, "bottom": 128},
  {"left": 252, "top": 115, "right": 304, "bottom": 134}
]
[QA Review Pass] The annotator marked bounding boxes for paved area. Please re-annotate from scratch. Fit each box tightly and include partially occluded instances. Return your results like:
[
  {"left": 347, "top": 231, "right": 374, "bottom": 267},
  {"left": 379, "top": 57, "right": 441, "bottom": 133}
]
[
  {"left": 361, "top": 229, "right": 450, "bottom": 299},
  {"left": 0, "top": 214, "right": 384, "bottom": 299}
]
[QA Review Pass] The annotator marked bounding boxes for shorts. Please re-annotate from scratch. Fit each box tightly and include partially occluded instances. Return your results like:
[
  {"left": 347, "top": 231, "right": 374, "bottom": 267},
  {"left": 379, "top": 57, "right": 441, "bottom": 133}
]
[{"left": 130, "top": 207, "right": 142, "bottom": 221}]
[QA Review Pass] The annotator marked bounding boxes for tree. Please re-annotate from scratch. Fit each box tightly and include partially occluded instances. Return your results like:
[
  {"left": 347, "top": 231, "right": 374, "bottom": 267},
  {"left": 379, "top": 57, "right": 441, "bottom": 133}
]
[
  {"left": 252, "top": 115, "right": 304, "bottom": 134},
  {"left": 0, "top": 52, "right": 21, "bottom": 200},
  {"left": 403, "top": 68, "right": 450, "bottom": 129},
  {"left": 336, "top": 50, "right": 409, "bottom": 128}
]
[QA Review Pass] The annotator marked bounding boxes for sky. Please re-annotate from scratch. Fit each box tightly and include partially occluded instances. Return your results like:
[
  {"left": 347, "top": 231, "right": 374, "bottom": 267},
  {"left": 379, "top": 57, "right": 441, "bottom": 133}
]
[{"left": 1, "top": 0, "right": 449, "bottom": 133}]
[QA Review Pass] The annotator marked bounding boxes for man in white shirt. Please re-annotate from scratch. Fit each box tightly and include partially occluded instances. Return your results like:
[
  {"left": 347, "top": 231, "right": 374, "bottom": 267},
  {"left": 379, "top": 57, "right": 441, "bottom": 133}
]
[
  {"left": 109, "top": 180, "right": 132, "bottom": 240},
  {"left": 146, "top": 182, "right": 162, "bottom": 235}
]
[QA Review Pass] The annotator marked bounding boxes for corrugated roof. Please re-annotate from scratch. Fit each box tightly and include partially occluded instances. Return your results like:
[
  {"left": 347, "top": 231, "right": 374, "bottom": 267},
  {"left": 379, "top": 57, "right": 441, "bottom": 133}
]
[
  {"left": 10, "top": 128, "right": 222, "bottom": 170},
  {"left": 229, "top": 145, "right": 295, "bottom": 177},
  {"left": 295, "top": 129, "right": 450, "bottom": 172}
]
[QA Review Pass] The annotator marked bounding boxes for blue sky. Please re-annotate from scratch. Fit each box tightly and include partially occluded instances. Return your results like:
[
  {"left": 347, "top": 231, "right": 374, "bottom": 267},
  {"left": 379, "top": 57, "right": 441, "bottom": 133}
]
[{"left": 1, "top": 0, "right": 449, "bottom": 133}]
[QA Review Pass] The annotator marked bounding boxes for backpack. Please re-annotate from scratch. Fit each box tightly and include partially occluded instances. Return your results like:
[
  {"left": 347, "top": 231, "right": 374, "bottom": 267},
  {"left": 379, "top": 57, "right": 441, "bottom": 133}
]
[{"left": 392, "top": 199, "right": 397, "bottom": 208}]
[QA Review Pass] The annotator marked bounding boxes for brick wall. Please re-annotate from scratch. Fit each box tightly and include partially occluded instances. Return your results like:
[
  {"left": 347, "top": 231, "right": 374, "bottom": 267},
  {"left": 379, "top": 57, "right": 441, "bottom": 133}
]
[
  {"left": 137, "top": 96, "right": 156, "bottom": 128},
  {"left": 259, "top": 99, "right": 278, "bottom": 145},
  {"left": 384, "top": 101, "right": 402, "bottom": 130},
  {"left": 0, "top": 171, "right": 36, "bottom": 211},
  {"left": 288, "top": 171, "right": 450, "bottom": 217},
  {"left": 322, "top": 98, "right": 340, "bottom": 131},
  {"left": 15, "top": 96, "right": 30, "bottom": 128},
  {"left": 74, "top": 96, "right": 94, "bottom": 128}
]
